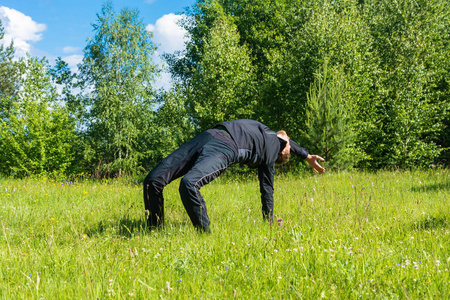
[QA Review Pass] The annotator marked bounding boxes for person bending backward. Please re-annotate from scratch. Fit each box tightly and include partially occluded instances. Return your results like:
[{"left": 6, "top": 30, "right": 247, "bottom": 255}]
[{"left": 143, "top": 119, "right": 325, "bottom": 232}]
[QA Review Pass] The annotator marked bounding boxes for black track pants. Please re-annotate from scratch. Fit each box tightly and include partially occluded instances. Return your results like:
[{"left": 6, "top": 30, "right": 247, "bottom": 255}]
[{"left": 143, "top": 130, "right": 237, "bottom": 231}]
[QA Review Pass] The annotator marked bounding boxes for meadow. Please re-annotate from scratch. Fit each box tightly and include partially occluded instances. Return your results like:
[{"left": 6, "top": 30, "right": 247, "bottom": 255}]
[{"left": 0, "top": 169, "right": 449, "bottom": 299}]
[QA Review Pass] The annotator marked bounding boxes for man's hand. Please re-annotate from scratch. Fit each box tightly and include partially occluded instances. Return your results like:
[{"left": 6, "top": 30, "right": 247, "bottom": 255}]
[{"left": 305, "top": 154, "right": 325, "bottom": 174}]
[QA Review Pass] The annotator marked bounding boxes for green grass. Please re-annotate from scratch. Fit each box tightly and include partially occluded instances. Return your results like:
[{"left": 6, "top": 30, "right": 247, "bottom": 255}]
[{"left": 0, "top": 169, "right": 449, "bottom": 299}]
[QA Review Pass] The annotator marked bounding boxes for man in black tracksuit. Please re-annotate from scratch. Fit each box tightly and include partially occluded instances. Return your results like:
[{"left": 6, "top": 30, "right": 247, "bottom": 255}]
[{"left": 143, "top": 119, "right": 325, "bottom": 232}]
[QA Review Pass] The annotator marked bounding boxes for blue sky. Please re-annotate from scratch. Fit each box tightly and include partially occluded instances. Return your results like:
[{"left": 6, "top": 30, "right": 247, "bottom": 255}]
[{"left": 0, "top": 0, "right": 195, "bottom": 89}]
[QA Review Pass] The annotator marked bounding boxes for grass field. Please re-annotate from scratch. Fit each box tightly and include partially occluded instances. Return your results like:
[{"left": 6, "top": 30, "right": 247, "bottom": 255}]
[{"left": 0, "top": 169, "right": 449, "bottom": 299}]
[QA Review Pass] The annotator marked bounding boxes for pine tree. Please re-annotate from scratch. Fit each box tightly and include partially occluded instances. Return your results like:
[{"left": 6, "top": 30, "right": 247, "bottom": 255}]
[{"left": 303, "top": 59, "right": 359, "bottom": 169}]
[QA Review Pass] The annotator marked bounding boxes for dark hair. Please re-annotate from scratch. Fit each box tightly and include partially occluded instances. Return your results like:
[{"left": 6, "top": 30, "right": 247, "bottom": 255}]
[{"left": 275, "top": 152, "right": 291, "bottom": 165}]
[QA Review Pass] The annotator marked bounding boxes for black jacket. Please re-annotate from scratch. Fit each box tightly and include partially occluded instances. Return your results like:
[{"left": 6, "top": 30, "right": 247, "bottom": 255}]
[{"left": 216, "top": 119, "right": 309, "bottom": 219}]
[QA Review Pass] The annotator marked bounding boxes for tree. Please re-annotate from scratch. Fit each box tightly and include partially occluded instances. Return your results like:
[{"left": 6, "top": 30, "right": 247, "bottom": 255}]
[
  {"left": 151, "top": 85, "right": 195, "bottom": 164},
  {"left": 0, "top": 56, "right": 75, "bottom": 177},
  {"left": 303, "top": 59, "right": 360, "bottom": 169},
  {"left": 78, "top": 2, "right": 158, "bottom": 176},
  {"left": 186, "top": 16, "right": 257, "bottom": 132},
  {"left": 169, "top": 0, "right": 449, "bottom": 168},
  {"left": 355, "top": 0, "right": 449, "bottom": 168},
  {"left": 0, "top": 19, "right": 19, "bottom": 120},
  {"left": 49, "top": 57, "right": 84, "bottom": 123}
]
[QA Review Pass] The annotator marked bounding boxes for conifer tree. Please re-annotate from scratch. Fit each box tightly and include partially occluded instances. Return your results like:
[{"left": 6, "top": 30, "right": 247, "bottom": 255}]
[{"left": 303, "top": 59, "right": 359, "bottom": 169}]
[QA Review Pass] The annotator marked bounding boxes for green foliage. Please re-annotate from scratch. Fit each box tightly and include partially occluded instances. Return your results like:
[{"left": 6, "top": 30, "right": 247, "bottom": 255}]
[
  {"left": 303, "top": 60, "right": 361, "bottom": 170},
  {"left": 0, "top": 56, "right": 75, "bottom": 177},
  {"left": 2, "top": 0, "right": 449, "bottom": 176},
  {"left": 167, "top": 0, "right": 449, "bottom": 168},
  {"left": 0, "top": 20, "right": 20, "bottom": 120},
  {"left": 78, "top": 1, "right": 158, "bottom": 176},
  {"left": 49, "top": 57, "right": 85, "bottom": 125},
  {"left": 260, "top": 0, "right": 371, "bottom": 132},
  {"left": 186, "top": 16, "right": 257, "bottom": 131},
  {"left": 152, "top": 86, "right": 195, "bottom": 163},
  {"left": 355, "top": 0, "right": 449, "bottom": 168}
]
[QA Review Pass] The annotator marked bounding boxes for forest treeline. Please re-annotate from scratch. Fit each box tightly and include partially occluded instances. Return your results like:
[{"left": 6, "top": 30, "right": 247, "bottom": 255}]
[{"left": 1, "top": 0, "right": 449, "bottom": 178}]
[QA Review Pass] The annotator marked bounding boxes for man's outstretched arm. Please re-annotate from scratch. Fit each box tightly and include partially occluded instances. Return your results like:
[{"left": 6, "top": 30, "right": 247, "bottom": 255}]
[
  {"left": 305, "top": 154, "right": 326, "bottom": 173},
  {"left": 290, "top": 140, "right": 325, "bottom": 173}
]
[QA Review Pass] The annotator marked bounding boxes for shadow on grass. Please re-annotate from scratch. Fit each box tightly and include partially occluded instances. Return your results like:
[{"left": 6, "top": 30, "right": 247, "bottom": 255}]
[
  {"left": 413, "top": 215, "right": 449, "bottom": 230},
  {"left": 410, "top": 181, "right": 449, "bottom": 193},
  {"left": 84, "top": 218, "right": 192, "bottom": 238},
  {"left": 83, "top": 218, "right": 147, "bottom": 238}
]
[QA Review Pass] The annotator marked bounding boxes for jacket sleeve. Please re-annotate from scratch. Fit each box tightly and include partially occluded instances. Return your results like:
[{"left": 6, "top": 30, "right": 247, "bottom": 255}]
[
  {"left": 290, "top": 139, "right": 309, "bottom": 159},
  {"left": 258, "top": 163, "right": 275, "bottom": 221}
]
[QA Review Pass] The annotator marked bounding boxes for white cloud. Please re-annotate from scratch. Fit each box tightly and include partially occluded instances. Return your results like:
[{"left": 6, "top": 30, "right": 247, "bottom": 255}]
[
  {"left": 62, "top": 54, "right": 83, "bottom": 73},
  {"left": 62, "top": 46, "right": 81, "bottom": 54},
  {"left": 146, "top": 13, "right": 188, "bottom": 55},
  {"left": 0, "top": 6, "right": 47, "bottom": 57},
  {"left": 146, "top": 13, "right": 188, "bottom": 90}
]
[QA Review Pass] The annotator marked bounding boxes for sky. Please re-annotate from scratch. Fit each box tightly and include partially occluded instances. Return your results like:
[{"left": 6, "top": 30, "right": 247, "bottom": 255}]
[{"left": 0, "top": 0, "right": 195, "bottom": 90}]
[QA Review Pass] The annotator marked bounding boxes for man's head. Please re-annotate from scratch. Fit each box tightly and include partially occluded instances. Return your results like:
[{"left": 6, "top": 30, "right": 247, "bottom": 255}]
[{"left": 275, "top": 130, "right": 291, "bottom": 165}]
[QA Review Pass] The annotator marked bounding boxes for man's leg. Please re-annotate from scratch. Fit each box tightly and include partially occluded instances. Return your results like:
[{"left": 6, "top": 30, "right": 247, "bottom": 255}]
[
  {"left": 178, "top": 139, "right": 236, "bottom": 232},
  {"left": 143, "top": 132, "right": 215, "bottom": 228}
]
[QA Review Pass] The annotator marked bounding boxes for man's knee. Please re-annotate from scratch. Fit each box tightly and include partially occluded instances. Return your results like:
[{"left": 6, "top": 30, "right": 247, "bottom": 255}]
[
  {"left": 179, "top": 176, "right": 197, "bottom": 202},
  {"left": 179, "top": 176, "right": 194, "bottom": 193},
  {"left": 144, "top": 173, "right": 165, "bottom": 195}
]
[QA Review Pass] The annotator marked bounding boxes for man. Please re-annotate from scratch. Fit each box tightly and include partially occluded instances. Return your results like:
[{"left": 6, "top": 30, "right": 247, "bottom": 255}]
[{"left": 143, "top": 119, "right": 325, "bottom": 232}]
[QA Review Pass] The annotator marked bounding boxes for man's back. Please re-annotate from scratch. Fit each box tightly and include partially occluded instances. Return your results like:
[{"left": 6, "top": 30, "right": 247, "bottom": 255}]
[{"left": 216, "top": 119, "right": 281, "bottom": 167}]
